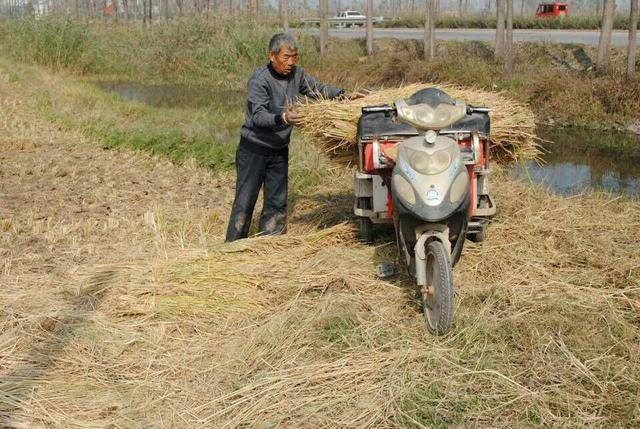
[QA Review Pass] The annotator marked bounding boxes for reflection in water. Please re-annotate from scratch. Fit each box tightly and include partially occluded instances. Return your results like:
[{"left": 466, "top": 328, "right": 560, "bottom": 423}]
[
  {"left": 94, "top": 81, "right": 245, "bottom": 109},
  {"left": 510, "top": 127, "right": 640, "bottom": 198}
]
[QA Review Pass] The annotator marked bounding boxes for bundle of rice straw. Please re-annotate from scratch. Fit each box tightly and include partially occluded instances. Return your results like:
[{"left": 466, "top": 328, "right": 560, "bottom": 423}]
[{"left": 296, "top": 83, "right": 539, "bottom": 163}]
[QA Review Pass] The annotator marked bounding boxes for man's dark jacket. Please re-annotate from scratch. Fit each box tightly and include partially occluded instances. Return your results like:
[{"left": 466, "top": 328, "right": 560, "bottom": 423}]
[{"left": 240, "top": 64, "right": 343, "bottom": 152}]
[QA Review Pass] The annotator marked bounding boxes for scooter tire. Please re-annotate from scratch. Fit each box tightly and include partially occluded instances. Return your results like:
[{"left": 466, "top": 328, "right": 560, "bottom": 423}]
[{"left": 421, "top": 240, "right": 454, "bottom": 335}]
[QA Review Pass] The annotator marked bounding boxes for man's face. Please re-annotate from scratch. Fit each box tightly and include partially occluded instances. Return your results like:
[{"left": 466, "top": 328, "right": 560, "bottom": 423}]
[{"left": 269, "top": 46, "right": 298, "bottom": 76}]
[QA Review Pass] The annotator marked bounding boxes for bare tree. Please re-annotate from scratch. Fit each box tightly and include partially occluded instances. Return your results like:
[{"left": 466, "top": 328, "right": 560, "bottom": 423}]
[
  {"left": 505, "top": 0, "right": 513, "bottom": 73},
  {"left": 495, "top": 0, "right": 505, "bottom": 58},
  {"left": 424, "top": 0, "right": 435, "bottom": 59},
  {"left": 628, "top": 0, "right": 638, "bottom": 79},
  {"left": 458, "top": 0, "right": 462, "bottom": 17},
  {"left": 597, "top": 0, "right": 616, "bottom": 69},
  {"left": 282, "top": 0, "right": 289, "bottom": 31},
  {"left": 367, "top": 0, "right": 373, "bottom": 55},
  {"left": 320, "top": 0, "right": 328, "bottom": 56},
  {"left": 123, "top": 0, "right": 130, "bottom": 22},
  {"left": 162, "top": 0, "right": 168, "bottom": 20}
]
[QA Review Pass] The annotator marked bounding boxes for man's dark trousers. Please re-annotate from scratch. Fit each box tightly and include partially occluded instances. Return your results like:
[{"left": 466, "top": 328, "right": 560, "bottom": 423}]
[{"left": 225, "top": 141, "right": 288, "bottom": 242}]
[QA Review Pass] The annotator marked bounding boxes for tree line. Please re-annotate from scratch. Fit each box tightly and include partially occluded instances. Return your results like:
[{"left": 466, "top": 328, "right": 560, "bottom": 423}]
[{"left": 0, "top": 0, "right": 637, "bottom": 78}]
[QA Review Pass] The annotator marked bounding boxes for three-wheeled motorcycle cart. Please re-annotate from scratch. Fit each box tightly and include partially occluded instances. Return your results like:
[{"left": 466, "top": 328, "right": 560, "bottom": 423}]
[{"left": 354, "top": 98, "right": 496, "bottom": 245}]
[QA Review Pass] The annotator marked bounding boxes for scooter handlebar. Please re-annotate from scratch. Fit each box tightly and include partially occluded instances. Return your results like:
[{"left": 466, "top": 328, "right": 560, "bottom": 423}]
[
  {"left": 361, "top": 104, "right": 489, "bottom": 116},
  {"left": 361, "top": 104, "right": 397, "bottom": 114},
  {"left": 467, "top": 105, "right": 491, "bottom": 114}
]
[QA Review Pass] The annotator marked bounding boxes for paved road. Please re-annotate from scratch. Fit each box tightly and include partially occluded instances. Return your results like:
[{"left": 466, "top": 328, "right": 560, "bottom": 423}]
[{"left": 306, "top": 28, "right": 631, "bottom": 47}]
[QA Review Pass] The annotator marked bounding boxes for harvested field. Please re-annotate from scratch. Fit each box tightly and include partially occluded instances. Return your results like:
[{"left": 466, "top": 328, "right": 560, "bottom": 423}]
[{"left": 1, "top": 68, "right": 640, "bottom": 428}]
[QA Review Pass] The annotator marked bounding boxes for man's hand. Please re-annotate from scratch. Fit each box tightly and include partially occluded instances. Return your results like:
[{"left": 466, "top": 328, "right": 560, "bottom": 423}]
[
  {"left": 344, "top": 91, "right": 367, "bottom": 100},
  {"left": 283, "top": 108, "right": 302, "bottom": 126}
]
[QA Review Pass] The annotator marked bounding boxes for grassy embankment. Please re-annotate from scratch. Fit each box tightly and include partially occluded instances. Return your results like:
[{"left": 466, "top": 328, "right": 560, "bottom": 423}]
[{"left": 0, "top": 17, "right": 639, "bottom": 427}]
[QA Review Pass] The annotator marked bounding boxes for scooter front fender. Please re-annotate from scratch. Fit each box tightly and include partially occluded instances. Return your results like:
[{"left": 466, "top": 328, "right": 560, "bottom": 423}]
[{"left": 414, "top": 226, "right": 450, "bottom": 286}]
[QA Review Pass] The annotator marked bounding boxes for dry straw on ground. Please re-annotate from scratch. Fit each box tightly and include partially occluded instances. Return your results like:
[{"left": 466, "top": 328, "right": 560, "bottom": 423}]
[
  {"left": 5, "top": 168, "right": 639, "bottom": 427},
  {"left": 297, "top": 83, "right": 539, "bottom": 162},
  {"left": 2, "top": 65, "right": 639, "bottom": 428}
]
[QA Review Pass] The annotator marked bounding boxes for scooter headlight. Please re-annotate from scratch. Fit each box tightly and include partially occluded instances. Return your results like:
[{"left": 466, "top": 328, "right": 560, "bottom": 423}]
[
  {"left": 393, "top": 174, "right": 416, "bottom": 205},
  {"left": 406, "top": 147, "right": 453, "bottom": 175}
]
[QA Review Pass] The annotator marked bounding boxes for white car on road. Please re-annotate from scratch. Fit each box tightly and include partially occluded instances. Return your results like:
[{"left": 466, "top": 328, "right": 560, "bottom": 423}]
[
  {"left": 301, "top": 10, "right": 383, "bottom": 27},
  {"left": 335, "top": 10, "right": 367, "bottom": 27}
]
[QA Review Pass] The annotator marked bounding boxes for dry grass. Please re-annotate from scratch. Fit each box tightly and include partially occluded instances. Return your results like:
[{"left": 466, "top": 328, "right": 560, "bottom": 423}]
[
  {"left": 1, "top": 65, "right": 639, "bottom": 428},
  {"left": 297, "top": 83, "right": 540, "bottom": 163}
]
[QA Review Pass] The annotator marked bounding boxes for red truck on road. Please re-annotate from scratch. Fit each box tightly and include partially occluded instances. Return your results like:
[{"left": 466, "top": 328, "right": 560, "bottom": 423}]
[{"left": 535, "top": 2, "right": 569, "bottom": 18}]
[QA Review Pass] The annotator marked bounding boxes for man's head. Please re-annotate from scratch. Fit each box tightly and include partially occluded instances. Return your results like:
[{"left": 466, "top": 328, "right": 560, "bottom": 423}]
[{"left": 268, "top": 33, "right": 298, "bottom": 76}]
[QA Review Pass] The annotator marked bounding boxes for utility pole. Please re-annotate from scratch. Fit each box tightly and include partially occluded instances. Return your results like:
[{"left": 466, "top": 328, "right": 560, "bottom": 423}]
[
  {"left": 628, "top": 0, "right": 638, "bottom": 79},
  {"left": 424, "top": 0, "right": 435, "bottom": 59},
  {"left": 367, "top": 0, "right": 373, "bottom": 55},
  {"left": 320, "top": 0, "right": 328, "bottom": 56}
]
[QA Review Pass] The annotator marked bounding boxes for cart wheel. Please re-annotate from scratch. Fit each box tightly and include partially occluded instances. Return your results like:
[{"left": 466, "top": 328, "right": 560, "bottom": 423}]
[{"left": 358, "top": 217, "right": 373, "bottom": 243}]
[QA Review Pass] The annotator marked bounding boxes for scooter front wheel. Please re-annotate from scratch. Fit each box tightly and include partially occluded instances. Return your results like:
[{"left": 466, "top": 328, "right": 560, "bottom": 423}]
[{"left": 421, "top": 240, "right": 454, "bottom": 335}]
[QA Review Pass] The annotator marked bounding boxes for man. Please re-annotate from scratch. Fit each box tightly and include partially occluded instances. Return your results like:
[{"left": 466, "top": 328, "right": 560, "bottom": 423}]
[{"left": 225, "top": 33, "right": 362, "bottom": 242}]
